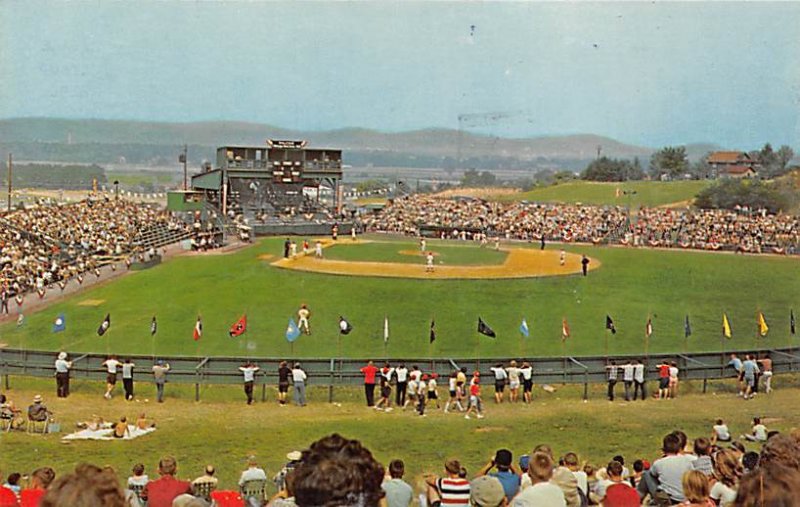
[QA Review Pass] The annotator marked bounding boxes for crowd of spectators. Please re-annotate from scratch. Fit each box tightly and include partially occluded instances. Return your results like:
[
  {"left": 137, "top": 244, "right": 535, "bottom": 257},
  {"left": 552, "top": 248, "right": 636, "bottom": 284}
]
[
  {"left": 2, "top": 429, "right": 800, "bottom": 507},
  {"left": 0, "top": 197, "right": 198, "bottom": 299},
  {"left": 364, "top": 196, "right": 800, "bottom": 254}
]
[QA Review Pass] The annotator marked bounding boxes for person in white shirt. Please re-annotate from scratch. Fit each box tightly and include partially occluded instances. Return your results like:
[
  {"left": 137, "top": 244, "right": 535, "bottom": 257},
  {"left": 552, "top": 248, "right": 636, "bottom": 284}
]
[
  {"left": 238, "top": 456, "right": 268, "bottom": 487},
  {"left": 511, "top": 452, "right": 566, "bottom": 507},
  {"left": 506, "top": 360, "right": 521, "bottom": 403},
  {"left": 394, "top": 364, "right": 409, "bottom": 406},
  {"left": 101, "top": 355, "right": 121, "bottom": 400},
  {"left": 519, "top": 362, "right": 533, "bottom": 404},
  {"left": 292, "top": 363, "right": 307, "bottom": 407},
  {"left": 239, "top": 361, "right": 260, "bottom": 405},
  {"left": 633, "top": 360, "right": 646, "bottom": 401},
  {"left": 444, "top": 371, "right": 463, "bottom": 413},
  {"left": 297, "top": 304, "right": 311, "bottom": 335},
  {"left": 121, "top": 358, "right": 136, "bottom": 401},
  {"left": 742, "top": 417, "right": 768, "bottom": 442},
  {"left": 427, "top": 374, "right": 440, "bottom": 409},
  {"left": 711, "top": 419, "right": 731, "bottom": 444},
  {"left": 490, "top": 363, "right": 508, "bottom": 403},
  {"left": 404, "top": 375, "right": 418, "bottom": 410},
  {"left": 621, "top": 361, "right": 635, "bottom": 401},
  {"left": 54, "top": 352, "right": 72, "bottom": 398},
  {"left": 668, "top": 362, "right": 680, "bottom": 399}
]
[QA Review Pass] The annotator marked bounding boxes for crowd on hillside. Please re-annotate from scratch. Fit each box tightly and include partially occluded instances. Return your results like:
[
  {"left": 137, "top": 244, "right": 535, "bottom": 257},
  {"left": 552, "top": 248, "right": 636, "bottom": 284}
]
[
  {"left": 1, "top": 428, "right": 799, "bottom": 507},
  {"left": 0, "top": 198, "right": 195, "bottom": 300},
  {"left": 364, "top": 196, "right": 800, "bottom": 254}
]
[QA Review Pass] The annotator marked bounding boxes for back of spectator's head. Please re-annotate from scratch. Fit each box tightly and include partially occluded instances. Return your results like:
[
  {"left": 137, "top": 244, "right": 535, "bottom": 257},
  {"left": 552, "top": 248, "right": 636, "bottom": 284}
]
[
  {"left": 753, "top": 417, "right": 761, "bottom": 425},
  {"left": 172, "top": 494, "right": 209, "bottom": 507},
  {"left": 742, "top": 452, "right": 760, "bottom": 473},
  {"left": 131, "top": 464, "right": 144, "bottom": 477},
  {"left": 607, "top": 460, "right": 624, "bottom": 479},
  {"left": 458, "top": 467, "right": 468, "bottom": 479},
  {"left": 633, "top": 459, "right": 644, "bottom": 474},
  {"left": 31, "top": 467, "right": 56, "bottom": 489},
  {"left": 716, "top": 418, "right": 724, "bottom": 426},
  {"left": 672, "top": 430, "right": 688, "bottom": 451},
  {"left": 563, "top": 452, "right": 579, "bottom": 469},
  {"left": 528, "top": 452, "right": 554, "bottom": 483},
  {"left": 767, "top": 430, "right": 781, "bottom": 440},
  {"left": 388, "top": 460, "right": 404, "bottom": 479},
  {"left": 682, "top": 470, "right": 710, "bottom": 503},
  {"left": 444, "top": 459, "right": 461, "bottom": 476},
  {"left": 39, "top": 464, "right": 124, "bottom": 507},
  {"left": 694, "top": 437, "right": 711, "bottom": 457},
  {"left": 759, "top": 434, "right": 800, "bottom": 470},
  {"left": 612, "top": 455, "right": 624, "bottom": 466},
  {"left": 204, "top": 465, "right": 215, "bottom": 476},
  {"left": 662, "top": 433, "right": 682, "bottom": 454},
  {"left": 494, "top": 449, "right": 512, "bottom": 470},
  {"left": 470, "top": 476, "right": 506, "bottom": 507},
  {"left": 6, "top": 473, "right": 21, "bottom": 486},
  {"left": 532, "top": 444, "right": 553, "bottom": 459},
  {"left": 293, "top": 433, "right": 385, "bottom": 507},
  {"left": 158, "top": 456, "right": 177, "bottom": 476},
  {"left": 713, "top": 449, "right": 743, "bottom": 488},
  {"left": 734, "top": 464, "right": 800, "bottom": 507}
]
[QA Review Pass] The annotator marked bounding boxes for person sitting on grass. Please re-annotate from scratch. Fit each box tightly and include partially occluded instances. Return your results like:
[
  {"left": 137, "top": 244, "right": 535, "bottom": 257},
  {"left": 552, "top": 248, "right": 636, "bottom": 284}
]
[
  {"left": 113, "top": 416, "right": 130, "bottom": 439},
  {"left": 741, "top": 417, "right": 768, "bottom": 442},
  {"left": 733, "top": 463, "right": 800, "bottom": 506},
  {"left": 711, "top": 419, "right": 731, "bottom": 445},
  {"left": 600, "top": 460, "right": 639, "bottom": 507},
  {"left": 681, "top": 470, "right": 714, "bottom": 507},
  {"left": 424, "top": 459, "right": 470, "bottom": 507},
  {"left": 511, "top": 452, "right": 566, "bottom": 506},
  {"left": 39, "top": 463, "right": 125, "bottom": 507},
  {"left": 691, "top": 438, "right": 713, "bottom": 476}
]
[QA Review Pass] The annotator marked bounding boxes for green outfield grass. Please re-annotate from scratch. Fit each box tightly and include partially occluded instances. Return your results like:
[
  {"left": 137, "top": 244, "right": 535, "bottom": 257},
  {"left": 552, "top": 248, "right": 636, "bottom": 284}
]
[
  {"left": 2, "top": 377, "right": 799, "bottom": 493},
  {"left": 324, "top": 242, "right": 508, "bottom": 265},
  {"left": 1, "top": 237, "right": 798, "bottom": 359},
  {"left": 500, "top": 180, "right": 710, "bottom": 208}
]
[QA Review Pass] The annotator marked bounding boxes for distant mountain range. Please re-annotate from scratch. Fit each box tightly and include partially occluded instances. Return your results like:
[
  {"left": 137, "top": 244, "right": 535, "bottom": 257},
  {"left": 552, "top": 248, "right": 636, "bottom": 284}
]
[{"left": 0, "top": 118, "right": 723, "bottom": 170}]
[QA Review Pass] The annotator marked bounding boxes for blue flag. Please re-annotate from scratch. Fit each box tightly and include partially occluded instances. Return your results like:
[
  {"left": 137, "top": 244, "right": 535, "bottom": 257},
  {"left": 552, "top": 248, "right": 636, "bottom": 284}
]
[
  {"left": 520, "top": 318, "right": 530, "bottom": 338},
  {"left": 286, "top": 318, "right": 301, "bottom": 343},
  {"left": 53, "top": 314, "right": 66, "bottom": 333}
]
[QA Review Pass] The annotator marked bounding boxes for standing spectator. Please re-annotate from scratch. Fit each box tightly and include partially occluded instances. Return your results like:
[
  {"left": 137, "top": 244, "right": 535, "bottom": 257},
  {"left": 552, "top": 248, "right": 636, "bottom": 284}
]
[
  {"left": 416, "top": 374, "right": 427, "bottom": 416},
  {"left": 360, "top": 361, "right": 379, "bottom": 407},
  {"left": 152, "top": 360, "right": 170, "bottom": 403},
  {"left": 476, "top": 449, "right": 520, "bottom": 502},
  {"left": 656, "top": 361, "right": 671, "bottom": 399},
  {"left": 506, "top": 360, "right": 521, "bottom": 403},
  {"left": 606, "top": 361, "right": 618, "bottom": 401},
  {"left": 427, "top": 373, "right": 440, "bottom": 409},
  {"left": 757, "top": 354, "right": 773, "bottom": 393},
  {"left": 277, "top": 361, "right": 291, "bottom": 406},
  {"left": 633, "top": 359, "right": 646, "bottom": 401},
  {"left": 0, "top": 288, "right": 8, "bottom": 315},
  {"left": 520, "top": 361, "right": 533, "bottom": 404},
  {"left": 239, "top": 361, "right": 260, "bottom": 405},
  {"left": 489, "top": 363, "right": 507, "bottom": 403},
  {"left": 101, "top": 355, "right": 121, "bottom": 400},
  {"left": 283, "top": 238, "right": 290, "bottom": 258},
  {"left": 394, "top": 363, "right": 409, "bottom": 407},
  {"left": 511, "top": 452, "right": 566, "bottom": 506},
  {"left": 382, "top": 460, "right": 413, "bottom": 507},
  {"left": 297, "top": 304, "right": 311, "bottom": 335},
  {"left": 741, "top": 355, "right": 760, "bottom": 400},
  {"left": 465, "top": 372, "right": 484, "bottom": 420},
  {"left": 444, "top": 371, "right": 463, "bottom": 413},
  {"left": 142, "top": 457, "right": 191, "bottom": 507},
  {"left": 425, "top": 459, "right": 470, "bottom": 507},
  {"left": 20, "top": 467, "right": 55, "bottom": 507},
  {"left": 668, "top": 361, "right": 680, "bottom": 399},
  {"left": 728, "top": 354, "right": 744, "bottom": 397},
  {"left": 314, "top": 240, "right": 323, "bottom": 259},
  {"left": 600, "top": 460, "right": 638, "bottom": 507},
  {"left": 54, "top": 352, "right": 72, "bottom": 398},
  {"left": 621, "top": 361, "right": 634, "bottom": 401},
  {"left": 121, "top": 358, "right": 136, "bottom": 401},
  {"left": 292, "top": 363, "right": 307, "bottom": 407}
]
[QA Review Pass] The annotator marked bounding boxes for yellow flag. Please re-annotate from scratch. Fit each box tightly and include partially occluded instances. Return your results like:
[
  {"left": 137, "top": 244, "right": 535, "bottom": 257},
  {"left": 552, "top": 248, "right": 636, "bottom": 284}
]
[
  {"left": 722, "top": 313, "right": 732, "bottom": 339},
  {"left": 757, "top": 312, "right": 769, "bottom": 337}
]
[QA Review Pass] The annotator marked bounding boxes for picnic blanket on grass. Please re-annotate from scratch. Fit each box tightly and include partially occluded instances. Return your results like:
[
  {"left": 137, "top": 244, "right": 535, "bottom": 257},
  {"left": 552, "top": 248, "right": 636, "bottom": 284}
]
[{"left": 62, "top": 425, "right": 156, "bottom": 441}]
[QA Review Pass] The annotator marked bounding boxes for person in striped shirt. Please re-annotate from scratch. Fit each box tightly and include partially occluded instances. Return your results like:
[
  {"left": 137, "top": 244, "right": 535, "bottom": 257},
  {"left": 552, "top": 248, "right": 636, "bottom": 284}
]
[{"left": 425, "top": 459, "right": 470, "bottom": 507}]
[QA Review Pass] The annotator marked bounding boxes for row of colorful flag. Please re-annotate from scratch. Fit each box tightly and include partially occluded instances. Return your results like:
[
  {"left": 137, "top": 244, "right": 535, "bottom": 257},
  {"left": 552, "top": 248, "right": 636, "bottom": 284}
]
[{"left": 49, "top": 309, "right": 797, "bottom": 342}]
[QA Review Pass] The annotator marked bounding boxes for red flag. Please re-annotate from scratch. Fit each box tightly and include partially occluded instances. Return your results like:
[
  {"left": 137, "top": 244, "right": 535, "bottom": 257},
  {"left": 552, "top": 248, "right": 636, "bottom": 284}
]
[
  {"left": 561, "top": 318, "right": 570, "bottom": 340},
  {"left": 193, "top": 316, "right": 203, "bottom": 341},
  {"left": 229, "top": 315, "right": 247, "bottom": 337}
]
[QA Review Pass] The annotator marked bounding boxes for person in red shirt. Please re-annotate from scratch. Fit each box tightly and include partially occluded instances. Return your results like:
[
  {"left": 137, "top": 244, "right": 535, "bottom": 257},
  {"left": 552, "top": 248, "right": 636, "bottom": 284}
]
[
  {"left": 360, "top": 360, "right": 379, "bottom": 407},
  {"left": 142, "top": 456, "right": 191, "bottom": 507},
  {"left": 0, "top": 484, "right": 18, "bottom": 507},
  {"left": 602, "top": 460, "right": 639, "bottom": 506},
  {"left": 465, "top": 372, "right": 484, "bottom": 420},
  {"left": 19, "top": 467, "right": 55, "bottom": 507},
  {"left": 657, "top": 362, "right": 671, "bottom": 400}
]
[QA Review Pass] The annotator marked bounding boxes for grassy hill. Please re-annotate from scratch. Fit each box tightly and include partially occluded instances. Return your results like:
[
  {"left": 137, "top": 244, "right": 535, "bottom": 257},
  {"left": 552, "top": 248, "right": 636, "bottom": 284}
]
[
  {"left": 499, "top": 180, "right": 710, "bottom": 208},
  {"left": 2, "top": 237, "right": 798, "bottom": 359}
]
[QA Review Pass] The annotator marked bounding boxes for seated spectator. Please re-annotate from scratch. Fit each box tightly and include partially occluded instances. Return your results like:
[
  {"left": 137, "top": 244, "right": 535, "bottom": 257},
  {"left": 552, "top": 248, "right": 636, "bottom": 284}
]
[
  {"left": 292, "top": 433, "right": 385, "bottom": 507},
  {"left": 758, "top": 433, "right": 800, "bottom": 470},
  {"left": 511, "top": 452, "right": 566, "bottom": 506},
  {"left": 113, "top": 417, "right": 130, "bottom": 439},
  {"left": 238, "top": 457, "right": 267, "bottom": 487},
  {"left": 39, "top": 463, "right": 125, "bottom": 507},
  {"left": 562, "top": 452, "right": 587, "bottom": 499},
  {"left": 2, "top": 473, "right": 21, "bottom": 496},
  {"left": 0, "top": 474, "right": 18, "bottom": 507},
  {"left": 600, "top": 460, "right": 638, "bottom": 507},
  {"left": 691, "top": 438, "right": 713, "bottom": 476},
  {"left": 127, "top": 464, "right": 149, "bottom": 489},
  {"left": 630, "top": 460, "right": 646, "bottom": 489},
  {"left": 191, "top": 465, "right": 218, "bottom": 488},
  {"left": 741, "top": 452, "right": 760, "bottom": 474},
  {"left": 27, "top": 395, "right": 49, "bottom": 422},
  {"left": 268, "top": 470, "right": 297, "bottom": 507},
  {"left": 476, "top": 449, "right": 520, "bottom": 502},
  {"left": 381, "top": 460, "right": 413, "bottom": 507},
  {"left": 709, "top": 449, "right": 741, "bottom": 507},
  {"left": 733, "top": 464, "right": 800, "bottom": 506},
  {"left": 0, "top": 395, "right": 24, "bottom": 430},
  {"left": 142, "top": 456, "right": 191, "bottom": 507},
  {"left": 681, "top": 470, "right": 714, "bottom": 507},
  {"left": 638, "top": 433, "right": 695, "bottom": 504},
  {"left": 711, "top": 419, "right": 731, "bottom": 444},
  {"left": 469, "top": 476, "right": 506, "bottom": 507},
  {"left": 741, "top": 417, "right": 768, "bottom": 442},
  {"left": 425, "top": 458, "right": 470, "bottom": 507},
  {"left": 171, "top": 494, "right": 209, "bottom": 507},
  {"left": 20, "top": 467, "right": 55, "bottom": 507}
]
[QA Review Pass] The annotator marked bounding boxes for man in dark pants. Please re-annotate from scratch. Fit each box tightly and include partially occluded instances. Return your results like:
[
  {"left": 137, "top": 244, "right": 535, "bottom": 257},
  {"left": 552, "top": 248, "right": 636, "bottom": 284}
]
[
  {"left": 283, "top": 238, "right": 291, "bottom": 258},
  {"left": 122, "top": 358, "right": 136, "bottom": 400},
  {"left": 606, "top": 361, "right": 618, "bottom": 401},
  {"left": 633, "top": 359, "right": 647, "bottom": 400},
  {"left": 55, "top": 352, "right": 72, "bottom": 398},
  {"left": 360, "top": 360, "right": 378, "bottom": 407},
  {"left": 394, "top": 363, "right": 408, "bottom": 406},
  {"left": 540, "top": 236, "right": 546, "bottom": 250},
  {"left": 581, "top": 255, "right": 590, "bottom": 276},
  {"left": 239, "top": 361, "right": 260, "bottom": 405}
]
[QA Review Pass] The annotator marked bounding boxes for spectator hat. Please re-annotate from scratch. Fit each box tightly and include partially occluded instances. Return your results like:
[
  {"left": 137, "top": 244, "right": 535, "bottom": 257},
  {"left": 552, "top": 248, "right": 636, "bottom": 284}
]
[
  {"left": 286, "top": 451, "right": 302, "bottom": 461},
  {"left": 33, "top": 394, "right": 42, "bottom": 403},
  {"left": 470, "top": 476, "right": 505, "bottom": 507},
  {"left": 58, "top": 352, "right": 67, "bottom": 360},
  {"left": 422, "top": 374, "right": 429, "bottom": 380},
  {"left": 494, "top": 449, "right": 513, "bottom": 467}
]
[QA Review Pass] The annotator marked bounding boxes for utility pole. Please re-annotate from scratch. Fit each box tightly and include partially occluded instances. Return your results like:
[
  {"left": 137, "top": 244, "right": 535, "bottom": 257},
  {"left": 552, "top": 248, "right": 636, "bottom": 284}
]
[
  {"left": 180, "top": 145, "right": 188, "bottom": 190},
  {"left": 6, "top": 153, "right": 12, "bottom": 211}
]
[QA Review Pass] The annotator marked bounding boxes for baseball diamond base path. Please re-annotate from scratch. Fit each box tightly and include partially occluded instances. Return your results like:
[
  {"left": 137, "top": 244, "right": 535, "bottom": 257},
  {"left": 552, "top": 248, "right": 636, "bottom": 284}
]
[{"left": 271, "top": 241, "right": 600, "bottom": 279}]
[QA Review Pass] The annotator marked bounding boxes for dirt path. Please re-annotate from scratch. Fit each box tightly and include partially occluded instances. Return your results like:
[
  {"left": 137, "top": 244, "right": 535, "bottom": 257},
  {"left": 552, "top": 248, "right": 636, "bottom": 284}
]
[{"left": 272, "top": 241, "right": 599, "bottom": 280}]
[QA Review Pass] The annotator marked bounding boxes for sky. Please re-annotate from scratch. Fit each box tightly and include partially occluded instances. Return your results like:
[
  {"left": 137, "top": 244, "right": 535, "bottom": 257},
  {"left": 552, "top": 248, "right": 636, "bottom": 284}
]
[{"left": 2, "top": 1, "right": 799, "bottom": 149}]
